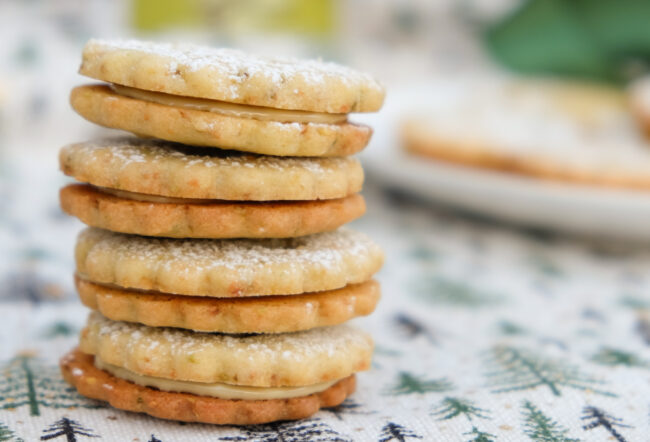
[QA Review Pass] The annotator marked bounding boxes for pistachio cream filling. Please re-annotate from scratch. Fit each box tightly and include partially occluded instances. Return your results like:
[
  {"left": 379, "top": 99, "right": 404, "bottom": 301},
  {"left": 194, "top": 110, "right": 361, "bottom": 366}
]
[
  {"left": 94, "top": 356, "right": 339, "bottom": 400},
  {"left": 96, "top": 186, "right": 211, "bottom": 204},
  {"left": 110, "top": 84, "right": 348, "bottom": 125}
]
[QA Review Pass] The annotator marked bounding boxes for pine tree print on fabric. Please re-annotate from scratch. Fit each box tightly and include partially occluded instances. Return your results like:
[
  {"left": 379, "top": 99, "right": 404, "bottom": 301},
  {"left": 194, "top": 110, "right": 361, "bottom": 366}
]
[
  {"left": 0, "top": 355, "right": 104, "bottom": 416},
  {"left": 40, "top": 417, "right": 98, "bottom": 441},
  {"left": 321, "top": 398, "right": 374, "bottom": 421},
  {"left": 40, "top": 321, "right": 77, "bottom": 339},
  {"left": 484, "top": 346, "right": 614, "bottom": 397},
  {"left": 393, "top": 313, "right": 436, "bottom": 344},
  {"left": 0, "top": 422, "right": 23, "bottom": 442},
  {"left": 581, "top": 406, "right": 631, "bottom": 442},
  {"left": 591, "top": 347, "right": 649, "bottom": 368},
  {"left": 521, "top": 401, "right": 579, "bottom": 442},
  {"left": 383, "top": 372, "right": 453, "bottom": 396},
  {"left": 413, "top": 276, "right": 502, "bottom": 307},
  {"left": 497, "top": 320, "right": 528, "bottom": 336},
  {"left": 463, "top": 427, "right": 497, "bottom": 442},
  {"left": 148, "top": 436, "right": 162, "bottom": 442},
  {"left": 378, "top": 422, "right": 422, "bottom": 441},
  {"left": 527, "top": 255, "right": 565, "bottom": 279},
  {"left": 431, "top": 397, "right": 490, "bottom": 422},
  {"left": 218, "top": 418, "right": 350, "bottom": 442}
]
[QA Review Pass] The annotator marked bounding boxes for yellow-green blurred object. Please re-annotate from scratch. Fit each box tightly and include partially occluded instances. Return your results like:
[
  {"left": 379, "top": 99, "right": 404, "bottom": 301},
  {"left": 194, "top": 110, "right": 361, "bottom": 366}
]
[
  {"left": 133, "top": 0, "right": 335, "bottom": 36},
  {"left": 134, "top": 0, "right": 201, "bottom": 30}
]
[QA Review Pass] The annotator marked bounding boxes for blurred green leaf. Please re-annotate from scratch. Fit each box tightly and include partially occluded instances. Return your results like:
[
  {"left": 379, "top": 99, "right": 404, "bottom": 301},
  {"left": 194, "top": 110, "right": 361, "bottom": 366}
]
[{"left": 485, "top": 0, "right": 650, "bottom": 82}]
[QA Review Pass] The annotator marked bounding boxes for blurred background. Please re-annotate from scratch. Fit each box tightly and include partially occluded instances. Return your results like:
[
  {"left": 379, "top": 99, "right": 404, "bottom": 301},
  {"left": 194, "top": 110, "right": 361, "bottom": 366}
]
[{"left": 4, "top": 2, "right": 650, "bottom": 439}]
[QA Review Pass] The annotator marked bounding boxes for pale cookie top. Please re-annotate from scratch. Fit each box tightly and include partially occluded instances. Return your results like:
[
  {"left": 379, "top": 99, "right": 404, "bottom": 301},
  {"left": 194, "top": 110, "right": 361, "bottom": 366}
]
[
  {"left": 80, "top": 39, "right": 385, "bottom": 113},
  {"left": 403, "top": 77, "right": 650, "bottom": 179},
  {"left": 80, "top": 312, "right": 373, "bottom": 387},
  {"left": 59, "top": 137, "right": 363, "bottom": 201},
  {"left": 75, "top": 227, "right": 384, "bottom": 297}
]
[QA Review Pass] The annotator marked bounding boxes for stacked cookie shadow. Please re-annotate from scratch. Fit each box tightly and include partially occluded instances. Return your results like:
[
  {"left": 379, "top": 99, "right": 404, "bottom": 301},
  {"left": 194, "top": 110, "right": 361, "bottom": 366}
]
[{"left": 58, "top": 39, "right": 385, "bottom": 425}]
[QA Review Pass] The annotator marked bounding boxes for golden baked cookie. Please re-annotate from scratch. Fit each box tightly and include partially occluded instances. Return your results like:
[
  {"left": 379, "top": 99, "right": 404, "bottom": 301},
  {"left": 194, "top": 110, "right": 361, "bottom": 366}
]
[
  {"left": 70, "top": 84, "right": 372, "bottom": 157},
  {"left": 75, "top": 227, "right": 384, "bottom": 297},
  {"left": 60, "top": 184, "right": 366, "bottom": 238},
  {"left": 60, "top": 137, "right": 364, "bottom": 201},
  {"left": 76, "top": 275, "right": 380, "bottom": 333},
  {"left": 403, "top": 78, "right": 650, "bottom": 190},
  {"left": 79, "top": 312, "right": 373, "bottom": 387},
  {"left": 80, "top": 39, "right": 384, "bottom": 113},
  {"left": 61, "top": 349, "right": 355, "bottom": 425}
]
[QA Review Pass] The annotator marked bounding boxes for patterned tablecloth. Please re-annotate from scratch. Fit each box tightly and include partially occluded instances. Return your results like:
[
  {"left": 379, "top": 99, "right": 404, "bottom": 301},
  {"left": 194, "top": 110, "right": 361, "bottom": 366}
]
[{"left": 1, "top": 154, "right": 649, "bottom": 442}]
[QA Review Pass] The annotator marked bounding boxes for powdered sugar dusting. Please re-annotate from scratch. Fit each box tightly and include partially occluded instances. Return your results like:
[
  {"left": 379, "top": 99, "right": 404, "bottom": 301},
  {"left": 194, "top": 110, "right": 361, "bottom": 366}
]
[
  {"left": 63, "top": 137, "right": 351, "bottom": 173},
  {"left": 79, "top": 226, "right": 379, "bottom": 271},
  {"left": 85, "top": 39, "right": 383, "bottom": 103},
  {"left": 87, "top": 311, "right": 371, "bottom": 362}
]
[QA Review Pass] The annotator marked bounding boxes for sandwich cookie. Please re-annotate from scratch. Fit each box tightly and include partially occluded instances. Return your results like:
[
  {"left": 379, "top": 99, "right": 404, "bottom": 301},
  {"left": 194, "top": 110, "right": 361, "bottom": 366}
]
[
  {"left": 75, "top": 275, "right": 381, "bottom": 333},
  {"left": 62, "top": 312, "right": 372, "bottom": 424},
  {"left": 75, "top": 227, "right": 384, "bottom": 297},
  {"left": 60, "top": 137, "right": 365, "bottom": 238},
  {"left": 72, "top": 39, "right": 385, "bottom": 156}
]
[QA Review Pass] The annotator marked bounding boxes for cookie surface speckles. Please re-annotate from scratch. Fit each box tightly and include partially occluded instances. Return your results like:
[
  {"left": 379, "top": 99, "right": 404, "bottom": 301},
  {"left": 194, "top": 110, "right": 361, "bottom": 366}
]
[
  {"left": 60, "top": 184, "right": 366, "bottom": 238},
  {"left": 75, "top": 227, "right": 383, "bottom": 297},
  {"left": 79, "top": 312, "right": 373, "bottom": 387},
  {"left": 80, "top": 39, "right": 385, "bottom": 113},
  {"left": 61, "top": 349, "right": 356, "bottom": 425},
  {"left": 59, "top": 137, "right": 364, "bottom": 201}
]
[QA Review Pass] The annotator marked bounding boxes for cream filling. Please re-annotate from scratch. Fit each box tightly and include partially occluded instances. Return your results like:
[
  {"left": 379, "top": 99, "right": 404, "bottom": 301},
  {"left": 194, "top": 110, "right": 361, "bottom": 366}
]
[
  {"left": 96, "top": 186, "right": 210, "bottom": 204},
  {"left": 110, "top": 84, "right": 348, "bottom": 124},
  {"left": 95, "top": 356, "right": 338, "bottom": 400}
]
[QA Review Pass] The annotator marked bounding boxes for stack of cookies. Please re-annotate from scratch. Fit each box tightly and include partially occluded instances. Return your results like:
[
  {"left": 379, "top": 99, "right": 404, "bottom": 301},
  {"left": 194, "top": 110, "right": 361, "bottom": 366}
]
[{"left": 58, "top": 39, "right": 385, "bottom": 425}]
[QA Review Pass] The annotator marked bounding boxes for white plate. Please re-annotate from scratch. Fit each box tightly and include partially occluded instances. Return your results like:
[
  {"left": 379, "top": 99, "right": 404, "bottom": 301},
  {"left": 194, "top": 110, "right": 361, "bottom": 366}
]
[{"left": 358, "top": 85, "right": 650, "bottom": 241}]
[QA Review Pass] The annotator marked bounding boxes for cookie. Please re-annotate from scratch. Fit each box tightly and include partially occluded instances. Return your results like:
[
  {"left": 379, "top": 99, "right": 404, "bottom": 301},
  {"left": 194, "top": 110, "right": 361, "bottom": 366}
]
[
  {"left": 60, "top": 138, "right": 364, "bottom": 201},
  {"left": 76, "top": 275, "right": 380, "bottom": 333},
  {"left": 79, "top": 312, "right": 373, "bottom": 386},
  {"left": 60, "top": 184, "right": 366, "bottom": 238},
  {"left": 70, "top": 84, "right": 372, "bottom": 157},
  {"left": 79, "top": 39, "right": 384, "bottom": 114},
  {"left": 403, "top": 78, "right": 650, "bottom": 190},
  {"left": 630, "top": 76, "right": 650, "bottom": 138},
  {"left": 75, "top": 227, "right": 383, "bottom": 297},
  {"left": 61, "top": 349, "right": 355, "bottom": 425}
]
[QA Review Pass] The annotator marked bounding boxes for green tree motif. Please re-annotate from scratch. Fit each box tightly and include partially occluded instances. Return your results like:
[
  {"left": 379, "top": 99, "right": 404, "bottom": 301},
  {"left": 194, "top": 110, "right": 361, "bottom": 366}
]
[
  {"left": 618, "top": 294, "right": 650, "bottom": 310},
  {"left": 40, "top": 322, "right": 77, "bottom": 339},
  {"left": 484, "top": 346, "right": 614, "bottom": 397},
  {"left": 378, "top": 422, "right": 422, "bottom": 441},
  {"left": 0, "top": 422, "right": 23, "bottom": 442},
  {"left": 413, "top": 276, "right": 502, "bottom": 307},
  {"left": 463, "top": 427, "right": 497, "bottom": 442},
  {"left": 497, "top": 320, "right": 528, "bottom": 336},
  {"left": 527, "top": 255, "right": 565, "bottom": 279},
  {"left": 431, "top": 397, "right": 490, "bottom": 422},
  {"left": 521, "top": 401, "right": 579, "bottom": 442},
  {"left": 591, "top": 347, "right": 649, "bottom": 368},
  {"left": 0, "top": 355, "right": 104, "bottom": 416},
  {"left": 384, "top": 372, "right": 453, "bottom": 396}
]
